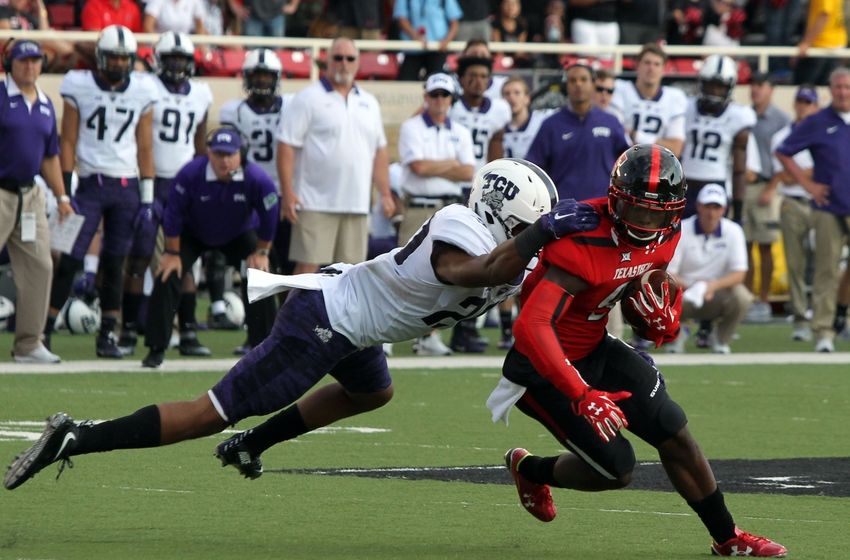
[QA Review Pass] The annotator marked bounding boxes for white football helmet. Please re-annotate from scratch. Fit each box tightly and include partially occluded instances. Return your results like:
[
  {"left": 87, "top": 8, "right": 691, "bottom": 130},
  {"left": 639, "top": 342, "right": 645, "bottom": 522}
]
[
  {"left": 468, "top": 158, "right": 559, "bottom": 244},
  {"left": 0, "top": 295, "right": 14, "bottom": 331},
  {"left": 64, "top": 298, "right": 101, "bottom": 335},
  {"left": 154, "top": 31, "right": 195, "bottom": 84},
  {"left": 242, "top": 48, "right": 282, "bottom": 98},
  {"left": 697, "top": 54, "right": 737, "bottom": 114},
  {"left": 96, "top": 25, "right": 137, "bottom": 83},
  {"left": 222, "top": 291, "right": 245, "bottom": 328}
]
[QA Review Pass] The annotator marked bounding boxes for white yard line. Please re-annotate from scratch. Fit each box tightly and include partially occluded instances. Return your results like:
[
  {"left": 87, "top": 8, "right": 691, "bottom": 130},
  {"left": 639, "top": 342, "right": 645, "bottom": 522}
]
[{"left": 1, "top": 352, "right": 849, "bottom": 375}]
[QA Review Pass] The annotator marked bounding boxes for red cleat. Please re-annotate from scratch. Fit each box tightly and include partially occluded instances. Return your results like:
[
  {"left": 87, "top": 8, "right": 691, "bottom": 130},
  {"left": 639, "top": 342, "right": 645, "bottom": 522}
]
[
  {"left": 504, "top": 448, "right": 556, "bottom": 522},
  {"left": 711, "top": 527, "right": 788, "bottom": 557}
]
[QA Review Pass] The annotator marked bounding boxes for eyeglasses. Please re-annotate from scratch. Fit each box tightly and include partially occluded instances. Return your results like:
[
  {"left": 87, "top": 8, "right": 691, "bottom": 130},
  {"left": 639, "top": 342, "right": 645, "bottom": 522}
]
[
  {"left": 332, "top": 55, "right": 357, "bottom": 62},
  {"left": 427, "top": 91, "right": 452, "bottom": 98},
  {"left": 595, "top": 86, "right": 614, "bottom": 94}
]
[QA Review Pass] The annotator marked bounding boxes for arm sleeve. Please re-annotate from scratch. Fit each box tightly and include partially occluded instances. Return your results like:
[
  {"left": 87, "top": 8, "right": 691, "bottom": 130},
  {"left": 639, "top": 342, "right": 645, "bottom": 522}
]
[
  {"left": 727, "top": 222, "right": 749, "bottom": 272},
  {"left": 162, "top": 177, "right": 188, "bottom": 238},
  {"left": 276, "top": 90, "right": 311, "bottom": 147},
  {"left": 524, "top": 122, "right": 549, "bottom": 169},
  {"left": 59, "top": 73, "right": 79, "bottom": 109},
  {"left": 665, "top": 113, "right": 686, "bottom": 141},
  {"left": 513, "top": 277, "right": 589, "bottom": 400},
  {"left": 252, "top": 170, "right": 280, "bottom": 242},
  {"left": 775, "top": 116, "right": 818, "bottom": 158},
  {"left": 397, "top": 119, "right": 423, "bottom": 165},
  {"left": 455, "top": 126, "right": 476, "bottom": 166},
  {"left": 44, "top": 104, "right": 60, "bottom": 158}
]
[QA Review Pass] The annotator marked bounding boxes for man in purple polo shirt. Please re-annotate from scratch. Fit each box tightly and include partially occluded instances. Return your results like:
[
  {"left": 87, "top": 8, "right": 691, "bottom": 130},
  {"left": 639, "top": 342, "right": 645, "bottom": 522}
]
[
  {"left": 140, "top": 128, "right": 280, "bottom": 367},
  {"left": 525, "top": 63, "right": 631, "bottom": 201},
  {"left": 776, "top": 67, "right": 850, "bottom": 353},
  {"left": 0, "top": 40, "right": 73, "bottom": 363}
]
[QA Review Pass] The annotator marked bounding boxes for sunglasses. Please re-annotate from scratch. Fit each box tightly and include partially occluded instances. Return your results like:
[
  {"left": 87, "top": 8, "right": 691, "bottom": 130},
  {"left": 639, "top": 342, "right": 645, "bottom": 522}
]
[
  {"left": 595, "top": 86, "right": 614, "bottom": 94},
  {"left": 332, "top": 54, "right": 357, "bottom": 62},
  {"left": 427, "top": 91, "right": 452, "bottom": 98}
]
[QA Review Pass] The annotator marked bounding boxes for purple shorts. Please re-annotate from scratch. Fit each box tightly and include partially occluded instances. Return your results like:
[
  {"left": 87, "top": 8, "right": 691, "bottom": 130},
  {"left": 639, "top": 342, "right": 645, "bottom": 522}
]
[
  {"left": 209, "top": 289, "right": 391, "bottom": 424},
  {"left": 72, "top": 175, "right": 140, "bottom": 260}
]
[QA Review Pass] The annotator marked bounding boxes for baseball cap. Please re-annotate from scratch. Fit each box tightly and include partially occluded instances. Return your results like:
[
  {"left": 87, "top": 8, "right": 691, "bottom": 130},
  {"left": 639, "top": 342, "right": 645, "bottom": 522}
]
[
  {"left": 424, "top": 73, "right": 455, "bottom": 94},
  {"left": 795, "top": 85, "right": 818, "bottom": 104},
  {"left": 697, "top": 183, "right": 728, "bottom": 207},
  {"left": 750, "top": 71, "right": 773, "bottom": 85},
  {"left": 208, "top": 128, "right": 241, "bottom": 154},
  {"left": 10, "top": 40, "right": 43, "bottom": 61}
]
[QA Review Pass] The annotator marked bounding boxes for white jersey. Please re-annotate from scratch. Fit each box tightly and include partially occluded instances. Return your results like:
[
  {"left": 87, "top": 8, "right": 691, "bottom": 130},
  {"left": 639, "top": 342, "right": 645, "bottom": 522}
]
[
  {"left": 219, "top": 95, "right": 291, "bottom": 185},
  {"left": 449, "top": 97, "right": 512, "bottom": 168},
  {"left": 319, "top": 205, "right": 522, "bottom": 347},
  {"left": 152, "top": 78, "right": 213, "bottom": 179},
  {"left": 610, "top": 80, "right": 687, "bottom": 144},
  {"left": 681, "top": 98, "right": 756, "bottom": 182},
  {"left": 502, "top": 109, "right": 555, "bottom": 159},
  {"left": 60, "top": 70, "right": 158, "bottom": 178}
]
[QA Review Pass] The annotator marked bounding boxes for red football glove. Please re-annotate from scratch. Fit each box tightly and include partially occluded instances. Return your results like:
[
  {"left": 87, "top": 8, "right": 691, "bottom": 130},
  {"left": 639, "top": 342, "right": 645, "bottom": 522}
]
[
  {"left": 628, "top": 279, "right": 682, "bottom": 348},
  {"left": 572, "top": 389, "right": 631, "bottom": 443}
]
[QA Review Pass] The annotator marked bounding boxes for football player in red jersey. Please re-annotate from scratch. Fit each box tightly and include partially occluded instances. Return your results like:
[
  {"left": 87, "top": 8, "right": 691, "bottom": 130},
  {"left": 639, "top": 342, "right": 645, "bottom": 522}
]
[{"left": 498, "top": 144, "right": 787, "bottom": 557}]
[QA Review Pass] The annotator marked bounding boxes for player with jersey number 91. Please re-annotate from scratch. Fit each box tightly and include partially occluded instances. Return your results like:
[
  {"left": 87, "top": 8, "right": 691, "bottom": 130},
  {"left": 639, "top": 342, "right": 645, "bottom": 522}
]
[
  {"left": 4, "top": 159, "right": 599, "bottom": 497},
  {"left": 42, "top": 25, "right": 159, "bottom": 360}
]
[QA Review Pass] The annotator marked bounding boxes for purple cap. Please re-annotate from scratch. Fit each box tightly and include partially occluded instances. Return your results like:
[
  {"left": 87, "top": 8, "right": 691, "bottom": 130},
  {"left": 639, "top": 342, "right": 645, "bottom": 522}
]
[
  {"left": 795, "top": 85, "right": 818, "bottom": 104},
  {"left": 208, "top": 128, "right": 241, "bottom": 154},
  {"left": 10, "top": 40, "right": 43, "bottom": 61}
]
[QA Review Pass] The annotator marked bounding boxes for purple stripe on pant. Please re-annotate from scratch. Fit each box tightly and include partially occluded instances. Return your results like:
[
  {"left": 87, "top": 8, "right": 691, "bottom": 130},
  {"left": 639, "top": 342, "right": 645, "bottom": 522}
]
[{"left": 210, "top": 289, "right": 391, "bottom": 424}]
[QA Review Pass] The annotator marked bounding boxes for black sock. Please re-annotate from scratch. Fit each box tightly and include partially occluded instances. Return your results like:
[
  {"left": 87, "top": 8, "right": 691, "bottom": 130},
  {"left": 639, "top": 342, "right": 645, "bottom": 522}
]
[
  {"left": 45, "top": 315, "right": 57, "bottom": 334},
  {"left": 836, "top": 304, "right": 848, "bottom": 320},
  {"left": 687, "top": 488, "right": 736, "bottom": 544},
  {"left": 517, "top": 455, "right": 559, "bottom": 487},
  {"left": 122, "top": 293, "right": 143, "bottom": 330},
  {"left": 73, "top": 404, "right": 162, "bottom": 455},
  {"left": 243, "top": 405, "right": 308, "bottom": 456},
  {"left": 500, "top": 310, "right": 513, "bottom": 339},
  {"left": 100, "top": 316, "right": 117, "bottom": 338},
  {"left": 178, "top": 292, "right": 198, "bottom": 332}
]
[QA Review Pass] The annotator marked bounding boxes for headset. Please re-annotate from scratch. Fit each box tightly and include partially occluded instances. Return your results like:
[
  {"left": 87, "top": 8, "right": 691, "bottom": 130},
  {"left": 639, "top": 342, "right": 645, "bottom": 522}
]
[{"left": 2, "top": 39, "right": 48, "bottom": 73}]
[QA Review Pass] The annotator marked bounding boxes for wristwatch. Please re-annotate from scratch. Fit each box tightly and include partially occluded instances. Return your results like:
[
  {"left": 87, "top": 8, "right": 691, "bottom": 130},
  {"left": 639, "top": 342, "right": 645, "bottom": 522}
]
[{"left": 58, "top": 195, "right": 71, "bottom": 204}]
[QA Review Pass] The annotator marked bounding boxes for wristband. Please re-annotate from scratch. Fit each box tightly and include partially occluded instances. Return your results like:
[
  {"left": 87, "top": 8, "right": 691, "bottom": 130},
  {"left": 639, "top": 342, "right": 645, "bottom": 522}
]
[
  {"left": 140, "top": 177, "right": 155, "bottom": 204},
  {"left": 164, "top": 249, "right": 180, "bottom": 256},
  {"left": 514, "top": 219, "right": 550, "bottom": 261},
  {"left": 62, "top": 172, "right": 73, "bottom": 192}
]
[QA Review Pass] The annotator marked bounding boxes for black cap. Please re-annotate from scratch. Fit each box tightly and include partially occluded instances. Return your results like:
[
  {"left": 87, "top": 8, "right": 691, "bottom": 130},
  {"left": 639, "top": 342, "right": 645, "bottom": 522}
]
[{"left": 751, "top": 71, "right": 773, "bottom": 85}]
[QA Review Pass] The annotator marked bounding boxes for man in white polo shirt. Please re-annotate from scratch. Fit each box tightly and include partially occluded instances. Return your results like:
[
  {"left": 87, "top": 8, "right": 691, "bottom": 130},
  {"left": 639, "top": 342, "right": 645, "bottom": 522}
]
[
  {"left": 397, "top": 72, "right": 475, "bottom": 356},
  {"left": 277, "top": 37, "right": 395, "bottom": 275},
  {"left": 666, "top": 183, "right": 753, "bottom": 354}
]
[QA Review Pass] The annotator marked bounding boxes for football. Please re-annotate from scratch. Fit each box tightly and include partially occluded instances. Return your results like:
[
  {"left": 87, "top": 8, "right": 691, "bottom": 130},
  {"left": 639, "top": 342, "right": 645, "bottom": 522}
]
[{"left": 620, "top": 269, "right": 680, "bottom": 333}]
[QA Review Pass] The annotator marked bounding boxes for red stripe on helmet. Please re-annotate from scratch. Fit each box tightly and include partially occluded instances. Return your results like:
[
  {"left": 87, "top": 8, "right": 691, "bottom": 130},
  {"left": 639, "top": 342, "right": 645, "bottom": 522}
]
[{"left": 647, "top": 145, "right": 661, "bottom": 192}]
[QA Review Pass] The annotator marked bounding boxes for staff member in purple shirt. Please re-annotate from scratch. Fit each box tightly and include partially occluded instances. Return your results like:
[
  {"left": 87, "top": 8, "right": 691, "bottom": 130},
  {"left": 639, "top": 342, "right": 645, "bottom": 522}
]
[
  {"left": 0, "top": 40, "right": 73, "bottom": 364},
  {"left": 525, "top": 63, "right": 631, "bottom": 201},
  {"left": 141, "top": 127, "right": 280, "bottom": 368},
  {"left": 776, "top": 67, "right": 850, "bottom": 354}
]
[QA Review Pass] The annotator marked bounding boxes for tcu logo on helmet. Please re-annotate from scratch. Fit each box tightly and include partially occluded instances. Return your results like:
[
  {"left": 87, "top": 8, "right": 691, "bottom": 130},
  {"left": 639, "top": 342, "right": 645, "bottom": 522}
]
[{"left": 481, "top": 172, "right": 519, "bottom": 212}]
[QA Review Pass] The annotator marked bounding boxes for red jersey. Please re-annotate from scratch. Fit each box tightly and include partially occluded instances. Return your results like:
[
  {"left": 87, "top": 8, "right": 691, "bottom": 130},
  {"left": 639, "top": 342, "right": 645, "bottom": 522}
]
[
  {"left": 520, "top": 198, "right": 680, "bottom": 361},
  {"left": 81, "top": 0, "right": 142, "bottom": 32}
]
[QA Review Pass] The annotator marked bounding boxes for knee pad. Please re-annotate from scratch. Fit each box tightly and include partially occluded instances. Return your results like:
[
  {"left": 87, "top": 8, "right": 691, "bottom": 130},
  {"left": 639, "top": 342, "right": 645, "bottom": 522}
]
[
  {"left": 100, "top": 255, "right": 126, "bottom": 311},
  {"left": 50, "top": 255, "right": 83, "bottom": 310}
]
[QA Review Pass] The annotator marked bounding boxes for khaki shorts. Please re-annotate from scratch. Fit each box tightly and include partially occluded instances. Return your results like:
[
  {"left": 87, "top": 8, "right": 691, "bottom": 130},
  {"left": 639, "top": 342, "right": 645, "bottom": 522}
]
[
  {"left": 290, "top": 211, "right": 368, "bottom": 265},
  {"left": 743, "top": 182, "right": 782, "bottom": 244}
]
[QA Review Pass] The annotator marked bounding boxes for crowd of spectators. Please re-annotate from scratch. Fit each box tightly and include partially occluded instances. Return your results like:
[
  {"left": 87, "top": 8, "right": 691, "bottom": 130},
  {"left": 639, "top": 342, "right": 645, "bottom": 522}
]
[{"left": 5, "top": 0, "right": 845, "bottom": 83}]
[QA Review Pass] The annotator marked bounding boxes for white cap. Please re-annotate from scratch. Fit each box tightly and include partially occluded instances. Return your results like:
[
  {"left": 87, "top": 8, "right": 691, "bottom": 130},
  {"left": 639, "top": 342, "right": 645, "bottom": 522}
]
[
  {"left": 424, "top": 73, "right": 456, "bottom": 94},
  {"left": 697, "top": 183, "right": 728, "bottom": 207}
]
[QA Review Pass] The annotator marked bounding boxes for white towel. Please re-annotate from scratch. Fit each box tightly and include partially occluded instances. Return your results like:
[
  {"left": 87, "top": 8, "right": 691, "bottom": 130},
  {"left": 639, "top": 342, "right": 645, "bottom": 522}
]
[
  {"left": 246, "top": 267, "right": 349, "bottom": 303},
  {"left": 485, "top": 376, "right": 527, "bottom": 425},
  {"left": 683, "top": 280, "right": 708, "bottom": 309}
]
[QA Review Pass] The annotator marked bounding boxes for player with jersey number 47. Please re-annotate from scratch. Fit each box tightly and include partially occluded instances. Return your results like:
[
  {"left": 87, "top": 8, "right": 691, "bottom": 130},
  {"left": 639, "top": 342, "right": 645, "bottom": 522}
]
[
  {"left": 4, "top": 159, "right": 598, "bottom": 494},
  {"left": 491, "top": 145, "right": 787, "bottom": 557}
]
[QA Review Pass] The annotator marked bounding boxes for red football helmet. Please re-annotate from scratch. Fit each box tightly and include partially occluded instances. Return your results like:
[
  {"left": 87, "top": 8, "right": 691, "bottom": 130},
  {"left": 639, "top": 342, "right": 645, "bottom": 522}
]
[{"left": 608, "top": 144, "right": 686, "bottom": 248}]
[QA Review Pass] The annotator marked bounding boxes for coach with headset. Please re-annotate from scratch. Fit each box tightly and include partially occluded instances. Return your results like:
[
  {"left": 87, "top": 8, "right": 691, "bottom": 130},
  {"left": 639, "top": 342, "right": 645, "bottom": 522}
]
[
  {"left": 141, "top": 127, "right": 279, "bottom": 368},
  {"left": 0, "top": 40, "right": 73, "bottom": 364}
]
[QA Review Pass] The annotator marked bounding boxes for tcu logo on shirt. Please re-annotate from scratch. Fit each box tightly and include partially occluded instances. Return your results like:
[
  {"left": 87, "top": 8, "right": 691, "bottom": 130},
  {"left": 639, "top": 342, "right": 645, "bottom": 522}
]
[{"left": 592, "top": 126, "right": 611, "bottom": 138}]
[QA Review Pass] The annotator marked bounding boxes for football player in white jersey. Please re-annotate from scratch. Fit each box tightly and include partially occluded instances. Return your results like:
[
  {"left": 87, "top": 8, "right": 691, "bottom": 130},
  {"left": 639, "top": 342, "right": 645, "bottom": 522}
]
[
  {"left": 448, "top": 55, "right": 512, "bottom": 352},
  {"left": 499, "top": 76, "right": 554, "bottom": 161},
  {"left": 610, "top": 43, "right": 687, "bottom": 157},
  {"left": 118, "top": 31, "right": 214, "bottom": 357},
  {"left": 43, "top": 25, "right": 158, "bottom": 359},
  {"left": 681, "top": 54, "right": 756, "bottom": 220},
  {"left": 5, "top": 160, "right": 601, "bottom": 489},
  {"left": 218, "top": 48, "right": 290, "bottom": 351},
  {"left": 460, "top": 39, "right": 508, "bottom": 101}
]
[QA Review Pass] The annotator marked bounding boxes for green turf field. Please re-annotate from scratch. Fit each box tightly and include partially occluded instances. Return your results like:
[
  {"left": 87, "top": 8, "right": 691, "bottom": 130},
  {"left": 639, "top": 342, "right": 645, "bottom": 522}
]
[{"left": 1, "top": 357, "right": 849, "bottom": 559}]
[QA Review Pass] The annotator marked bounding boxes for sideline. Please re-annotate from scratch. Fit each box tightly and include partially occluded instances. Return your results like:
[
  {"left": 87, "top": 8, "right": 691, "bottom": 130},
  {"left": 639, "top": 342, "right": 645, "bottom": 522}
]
[{"left": 1, "top": 352, "right": 849, "bottom": 374}]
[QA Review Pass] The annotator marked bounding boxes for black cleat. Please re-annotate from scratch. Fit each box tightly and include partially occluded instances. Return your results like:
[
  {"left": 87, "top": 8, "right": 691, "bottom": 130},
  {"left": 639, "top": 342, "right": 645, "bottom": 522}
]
[
  {"left": 207, "top": 312, "right": 241, "bottom": 331},
  {"left": 214, "top": 430, "right": 263, "bottom": 479},
  {"left": 4, "top": 412, "right": 80, "bottom": 490},
  {"left": 96, "top": 332, "right": 124, "bottom": 359},
  {"left": 178, "top": 331, "right": 212, "bottom": 357},
  {"left": 118, "top": 329, "right": 138, "bottom": 356},
  {"left": 141, "top": 348, "right": 165, "bottom": 368}
]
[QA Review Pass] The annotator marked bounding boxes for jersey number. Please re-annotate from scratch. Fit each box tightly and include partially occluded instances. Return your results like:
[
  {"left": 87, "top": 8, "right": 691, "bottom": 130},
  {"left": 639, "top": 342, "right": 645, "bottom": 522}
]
[
  {"left": 471, "top": 128, "right": 489, "bottom": 160},
  {"left": 632, "top": 114, "right": 662, "bottom": 135},
  {"left": 86, "top": 106, "right": 136, "bottom": 142},
  {"left": 159, "top": 109, "right": 197, "bottom": 144},
  {"left": 588, "top": 282, "right": 632, "bottom": 321},
  {"left": 688, "top": 129, "right": 722, "bottom": 162},
  {"left": 250, "top": 129, "right": 274, "bottom": 162}
]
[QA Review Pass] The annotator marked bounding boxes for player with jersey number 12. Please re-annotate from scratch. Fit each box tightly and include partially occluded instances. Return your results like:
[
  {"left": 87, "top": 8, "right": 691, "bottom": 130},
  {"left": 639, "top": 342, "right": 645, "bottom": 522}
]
[{"left": 4, "top": 159, "right": 599, "bottom": 494}]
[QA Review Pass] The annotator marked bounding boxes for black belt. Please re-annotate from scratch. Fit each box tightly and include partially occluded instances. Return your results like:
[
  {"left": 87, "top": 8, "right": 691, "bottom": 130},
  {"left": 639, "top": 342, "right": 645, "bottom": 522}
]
[
  {"left": 0, "top": 178, "right": 34, "bottom": 193},
  {"left": 785, "top": 195, "right": 809, "bottom": 203},
  {"left": 406, "top": 195, "right": 464, "bottom": 208}
]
